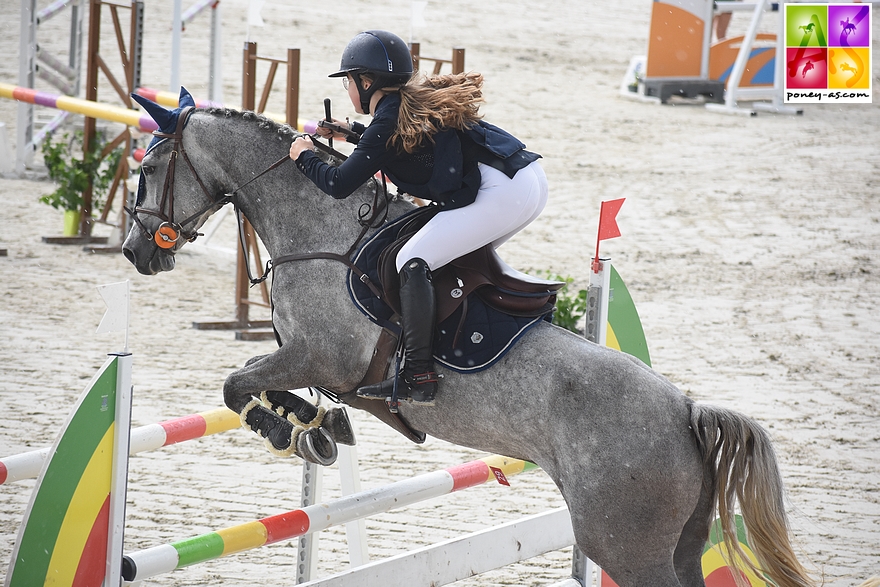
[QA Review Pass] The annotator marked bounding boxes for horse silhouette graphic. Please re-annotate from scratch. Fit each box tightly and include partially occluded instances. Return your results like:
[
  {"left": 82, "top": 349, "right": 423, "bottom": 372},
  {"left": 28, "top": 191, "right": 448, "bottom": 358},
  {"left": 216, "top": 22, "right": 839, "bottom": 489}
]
[
  {"left": 798, "top": 22, "right": 816, "bottom": 33},
  {"left": 802, "top": 60, "right": 814, "bottom": 78},
  {"left": 840, "top": 17, "right": 857, "bottom": 36}
]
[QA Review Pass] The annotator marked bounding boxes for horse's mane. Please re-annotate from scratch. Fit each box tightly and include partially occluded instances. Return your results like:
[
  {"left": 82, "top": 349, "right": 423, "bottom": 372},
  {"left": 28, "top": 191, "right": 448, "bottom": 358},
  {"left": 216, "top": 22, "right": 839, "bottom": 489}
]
[
  {"left": 203, "top": 107, "right": 297, "bottom": 138},
  {"left": 202, "top": 107, "right": 339, "bottom": 165}
]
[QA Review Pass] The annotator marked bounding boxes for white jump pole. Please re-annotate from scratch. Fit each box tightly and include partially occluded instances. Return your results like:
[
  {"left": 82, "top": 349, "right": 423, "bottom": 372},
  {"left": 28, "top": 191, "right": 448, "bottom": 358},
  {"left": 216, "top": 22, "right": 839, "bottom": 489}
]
[
  {"left": 120, "top": 456, "right": 543, "bottom": 583},
  {"left": 0, "top": 407, "right": 241, "bottom": 485},
  {"left": 170, "top": 0, "right": 182, "bottom": 91},
  {"left": 299, "top": 507, "right": 576, "bottom": 587},
  {"left": 17, "top": 0, "right": 37, "bottom": 175}
]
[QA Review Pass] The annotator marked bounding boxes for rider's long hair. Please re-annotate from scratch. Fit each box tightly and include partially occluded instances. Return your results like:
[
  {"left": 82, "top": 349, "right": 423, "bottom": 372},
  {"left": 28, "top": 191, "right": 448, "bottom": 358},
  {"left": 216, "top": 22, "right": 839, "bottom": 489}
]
[{"left": 364, "top": 71, "right": 484, "bottom": 154}]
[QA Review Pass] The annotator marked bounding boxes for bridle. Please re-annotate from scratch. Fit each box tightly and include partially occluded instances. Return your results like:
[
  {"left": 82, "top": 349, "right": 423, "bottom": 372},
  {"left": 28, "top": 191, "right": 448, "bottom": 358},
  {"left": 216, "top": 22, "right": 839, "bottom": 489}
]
[
  {"left": 125, "top": 106, "right": 272, "bottom": 249},
  {"left": 126, "top": 106, "right": 390, "bottom": 298}
]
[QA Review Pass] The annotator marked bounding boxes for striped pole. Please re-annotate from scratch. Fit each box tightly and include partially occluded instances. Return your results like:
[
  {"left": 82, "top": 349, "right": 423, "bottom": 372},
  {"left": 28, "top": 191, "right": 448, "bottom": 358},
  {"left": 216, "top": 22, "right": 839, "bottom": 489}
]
[
  {"left": 121, "top": 455, "right": 538, "bottom": 583},
  {"left": 132, "top": 86, "right": 318, "bottom": 133},
  {"left": 0, "top": 407, "right": 240, "bottom": 485},
  {"left": 0, "top": 82, "right": 322, "bottom": 136},
  {"left": 133, "top": 86, "right": 221, "bottom": 109},
  {"left": 0, "top": 82, "right": 157, "bottom": 132}
]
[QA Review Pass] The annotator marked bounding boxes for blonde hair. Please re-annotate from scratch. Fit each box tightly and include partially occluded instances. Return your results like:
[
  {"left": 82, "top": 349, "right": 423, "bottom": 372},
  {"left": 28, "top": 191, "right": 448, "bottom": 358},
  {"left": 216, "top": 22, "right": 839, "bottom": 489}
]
[{"left": 364, "top": 71, "right": 485, "bottom": 154}]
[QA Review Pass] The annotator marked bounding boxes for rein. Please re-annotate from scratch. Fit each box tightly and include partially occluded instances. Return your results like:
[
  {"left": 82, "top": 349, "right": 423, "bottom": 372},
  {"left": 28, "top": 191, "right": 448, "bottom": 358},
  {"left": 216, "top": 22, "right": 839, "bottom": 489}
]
[
  {"left": 240, "top": 166, "right": 390, "bottom": 301},
  {"left": 130, "top": 106, "right": 389, "bottom": 300}
]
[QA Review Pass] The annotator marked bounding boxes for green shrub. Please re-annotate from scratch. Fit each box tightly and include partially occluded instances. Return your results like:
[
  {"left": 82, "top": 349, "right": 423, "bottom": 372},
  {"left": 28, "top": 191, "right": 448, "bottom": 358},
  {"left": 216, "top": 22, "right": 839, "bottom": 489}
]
[
  {"left": 40, "top": 130, "right": 122, "bottom": 212},
  {"left": 536, "top": 271, "right": 588, "bottom": 334}
]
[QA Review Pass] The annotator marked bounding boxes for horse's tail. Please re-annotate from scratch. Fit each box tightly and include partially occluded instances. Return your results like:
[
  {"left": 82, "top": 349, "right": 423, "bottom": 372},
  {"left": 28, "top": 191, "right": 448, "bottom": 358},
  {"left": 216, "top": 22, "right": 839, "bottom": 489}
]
[{"left": 689, "top": 403, "right": 815, "bottom": 587}]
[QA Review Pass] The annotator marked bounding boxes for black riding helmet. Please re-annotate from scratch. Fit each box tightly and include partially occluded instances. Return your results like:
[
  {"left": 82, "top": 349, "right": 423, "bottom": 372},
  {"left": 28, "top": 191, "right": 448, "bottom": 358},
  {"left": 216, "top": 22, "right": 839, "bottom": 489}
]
[{"left": 329, "top": 30, "right": 414, "bottom": 114}]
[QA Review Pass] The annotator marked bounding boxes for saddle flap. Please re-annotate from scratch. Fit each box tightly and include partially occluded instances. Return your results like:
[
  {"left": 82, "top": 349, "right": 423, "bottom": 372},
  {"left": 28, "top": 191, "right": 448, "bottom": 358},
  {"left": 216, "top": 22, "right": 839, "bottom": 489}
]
[
  {"left": 451, "top": 246, "right": 566, "bottom": 294},
  {"left": 476, "top": 287, "right": 557, "bottom": 317}
]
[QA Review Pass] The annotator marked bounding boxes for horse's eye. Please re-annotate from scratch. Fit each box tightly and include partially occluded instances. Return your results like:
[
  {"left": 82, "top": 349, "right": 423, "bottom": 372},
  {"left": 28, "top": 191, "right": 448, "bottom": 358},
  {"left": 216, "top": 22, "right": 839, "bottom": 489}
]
[{"left": 142, "top": 165, "right": 156, "bottom": 176}]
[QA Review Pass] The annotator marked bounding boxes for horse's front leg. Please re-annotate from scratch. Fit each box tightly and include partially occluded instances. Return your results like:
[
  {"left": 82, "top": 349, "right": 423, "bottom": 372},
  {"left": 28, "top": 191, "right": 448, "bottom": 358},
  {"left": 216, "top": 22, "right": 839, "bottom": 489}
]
[{"left": 224, "top": 346, "right": 354, "bottom": 466}]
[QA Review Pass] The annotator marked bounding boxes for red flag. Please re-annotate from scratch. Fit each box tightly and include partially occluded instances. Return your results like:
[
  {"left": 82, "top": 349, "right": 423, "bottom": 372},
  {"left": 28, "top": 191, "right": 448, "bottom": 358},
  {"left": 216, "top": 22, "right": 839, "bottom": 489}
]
[
  {"left": 597, "top": 198, "right": 625, "bottom": 242},
  {"left": 593, "top": 198, "right": 625, "bottom": 273}
]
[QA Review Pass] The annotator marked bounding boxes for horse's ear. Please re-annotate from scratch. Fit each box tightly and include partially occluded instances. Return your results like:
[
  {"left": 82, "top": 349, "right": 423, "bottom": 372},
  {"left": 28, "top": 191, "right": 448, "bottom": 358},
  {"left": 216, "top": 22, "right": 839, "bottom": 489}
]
[
  {"left": 131, "top": 92, "right": 176, "bottom": 133},
  {"left": 178, "top": 86, "right": 196, "bottom": 109}
]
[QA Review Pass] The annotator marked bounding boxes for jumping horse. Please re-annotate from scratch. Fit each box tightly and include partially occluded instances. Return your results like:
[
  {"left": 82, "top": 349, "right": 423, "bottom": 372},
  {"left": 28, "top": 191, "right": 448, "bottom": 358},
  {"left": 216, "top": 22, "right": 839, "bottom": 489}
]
[{"left": 122, "top": 90, "right": 816, "bottom": 587}]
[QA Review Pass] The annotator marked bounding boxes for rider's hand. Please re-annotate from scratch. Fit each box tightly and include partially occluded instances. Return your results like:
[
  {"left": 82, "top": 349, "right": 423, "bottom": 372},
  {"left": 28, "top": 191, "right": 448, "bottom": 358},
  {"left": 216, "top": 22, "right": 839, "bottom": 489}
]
[
  {"left": 289, "top": 135, "right": 315, "bottom": 161},
  {"left": 316, "top": 118, "right": 352, "bottom": 140}
]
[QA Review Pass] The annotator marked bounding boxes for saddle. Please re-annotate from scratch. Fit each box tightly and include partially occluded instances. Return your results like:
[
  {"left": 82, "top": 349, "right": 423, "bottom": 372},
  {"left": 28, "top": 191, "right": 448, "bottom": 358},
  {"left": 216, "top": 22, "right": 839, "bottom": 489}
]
[
  {"left": 336, "top": 206, "right": 564, "bottom": 445},
  {"left": 377, "top": 208, "right": 564, "bottom": 325}
]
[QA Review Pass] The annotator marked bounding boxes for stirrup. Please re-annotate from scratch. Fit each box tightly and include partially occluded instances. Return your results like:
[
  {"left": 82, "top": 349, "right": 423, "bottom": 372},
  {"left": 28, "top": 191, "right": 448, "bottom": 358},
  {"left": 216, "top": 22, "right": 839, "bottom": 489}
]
[{"left": 356, "top": 372, "right": 439, "bottom": 407}]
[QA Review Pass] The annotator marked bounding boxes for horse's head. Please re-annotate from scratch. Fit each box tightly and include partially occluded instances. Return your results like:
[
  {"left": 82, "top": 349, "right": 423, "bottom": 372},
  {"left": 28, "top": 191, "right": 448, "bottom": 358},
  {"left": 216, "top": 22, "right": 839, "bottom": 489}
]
[{"left": 122, "top": 88, "right": 229, "bottom": 275}]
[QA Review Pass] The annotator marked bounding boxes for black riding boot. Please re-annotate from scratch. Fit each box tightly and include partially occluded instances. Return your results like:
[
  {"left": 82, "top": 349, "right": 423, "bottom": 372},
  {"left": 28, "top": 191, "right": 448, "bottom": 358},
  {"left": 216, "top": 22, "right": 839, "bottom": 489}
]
[{"left": 357, "top": 258, "right": 439, "bottom": 406}]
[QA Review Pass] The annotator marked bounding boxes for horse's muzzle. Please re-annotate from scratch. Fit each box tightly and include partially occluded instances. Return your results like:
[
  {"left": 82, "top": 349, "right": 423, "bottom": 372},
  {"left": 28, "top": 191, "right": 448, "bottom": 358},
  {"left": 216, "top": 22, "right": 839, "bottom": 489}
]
[{"left": 122, "top": 233, "right": 176, "bottom": 275}]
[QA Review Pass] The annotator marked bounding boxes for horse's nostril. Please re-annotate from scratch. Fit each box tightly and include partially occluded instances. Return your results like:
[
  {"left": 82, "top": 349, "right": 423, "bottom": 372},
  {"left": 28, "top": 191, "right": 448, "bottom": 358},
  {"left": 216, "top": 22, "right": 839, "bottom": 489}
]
[{"left": 122, "top": 246, "right": 136, "bottom": 265}]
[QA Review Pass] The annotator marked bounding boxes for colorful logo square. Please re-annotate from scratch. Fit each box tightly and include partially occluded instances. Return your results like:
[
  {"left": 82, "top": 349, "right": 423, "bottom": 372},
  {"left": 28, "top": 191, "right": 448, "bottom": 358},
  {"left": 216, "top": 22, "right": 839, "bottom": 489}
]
[
  {"left": 828, "top": 47, "right": 870, "bottom": 89},
  {"left": 786, "top": 5, "right": 828, "bottom": 47},
  {"left": 828, "top": 5, "right": 871, "bottom": 47}
]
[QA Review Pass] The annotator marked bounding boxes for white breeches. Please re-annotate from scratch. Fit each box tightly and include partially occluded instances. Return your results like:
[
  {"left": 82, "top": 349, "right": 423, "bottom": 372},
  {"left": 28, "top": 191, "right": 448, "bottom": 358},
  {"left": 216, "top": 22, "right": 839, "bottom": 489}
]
[{"left": 396, "top": 161, "right": 548, "bottom": 272}]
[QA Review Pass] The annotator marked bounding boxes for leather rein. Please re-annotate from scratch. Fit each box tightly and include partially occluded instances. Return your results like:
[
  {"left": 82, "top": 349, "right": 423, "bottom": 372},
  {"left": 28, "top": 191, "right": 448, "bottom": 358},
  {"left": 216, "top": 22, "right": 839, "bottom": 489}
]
[{"left": 127, "top": 106, "right": 390, "bottom": 299}]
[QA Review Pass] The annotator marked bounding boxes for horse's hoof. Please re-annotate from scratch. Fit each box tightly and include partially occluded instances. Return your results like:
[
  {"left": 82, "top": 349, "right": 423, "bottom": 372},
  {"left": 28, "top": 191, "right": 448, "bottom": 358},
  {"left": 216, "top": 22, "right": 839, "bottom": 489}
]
[
  {"left": 297, "top": 427, "right": 338, "bottom": 466},
  {"left": 322, "top": 408, "right": 356, "bottom": 446}
]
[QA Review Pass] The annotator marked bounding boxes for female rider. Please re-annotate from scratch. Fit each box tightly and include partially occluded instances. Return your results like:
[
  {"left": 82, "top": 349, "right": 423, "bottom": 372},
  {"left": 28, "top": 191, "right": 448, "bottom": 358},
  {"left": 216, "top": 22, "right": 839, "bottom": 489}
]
[{"left": 289, "top": 30, "right": 548, "bottom": 407}]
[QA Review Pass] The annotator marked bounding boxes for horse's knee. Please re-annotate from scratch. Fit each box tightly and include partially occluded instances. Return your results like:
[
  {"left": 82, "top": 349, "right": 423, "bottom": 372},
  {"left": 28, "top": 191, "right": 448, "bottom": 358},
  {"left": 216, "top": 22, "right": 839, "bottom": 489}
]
[{"left": 223, "top": 372, "right": 250, "bottom": 413}]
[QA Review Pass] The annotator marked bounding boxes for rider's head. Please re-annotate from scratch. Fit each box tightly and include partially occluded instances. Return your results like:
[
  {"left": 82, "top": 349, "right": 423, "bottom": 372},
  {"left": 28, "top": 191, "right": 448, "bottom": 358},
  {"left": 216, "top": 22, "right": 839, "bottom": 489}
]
[{"left": 329, "top": 30, "right": 414, "bottom": 115}]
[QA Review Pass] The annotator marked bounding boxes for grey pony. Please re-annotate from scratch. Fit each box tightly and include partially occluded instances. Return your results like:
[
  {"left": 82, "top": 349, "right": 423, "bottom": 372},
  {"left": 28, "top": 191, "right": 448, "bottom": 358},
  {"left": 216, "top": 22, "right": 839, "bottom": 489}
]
[{"left": 122, "top": 106, "right": 815, "bottom": 587}]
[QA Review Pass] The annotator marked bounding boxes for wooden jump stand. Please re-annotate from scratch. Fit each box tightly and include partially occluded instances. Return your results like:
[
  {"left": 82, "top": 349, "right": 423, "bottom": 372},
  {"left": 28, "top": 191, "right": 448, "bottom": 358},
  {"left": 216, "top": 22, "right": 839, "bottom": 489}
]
[
  {"left": 191, "top": 42, "right": 299, "bottom": 340},
  {"left": 622, "top": 0, "right": 802, "bottom": 116},
  {"left": 409, "top": 43, "right": 465, "bottom": 75},
  {"left": 39, "top": 0, "right": 144, "bottom": 247}
]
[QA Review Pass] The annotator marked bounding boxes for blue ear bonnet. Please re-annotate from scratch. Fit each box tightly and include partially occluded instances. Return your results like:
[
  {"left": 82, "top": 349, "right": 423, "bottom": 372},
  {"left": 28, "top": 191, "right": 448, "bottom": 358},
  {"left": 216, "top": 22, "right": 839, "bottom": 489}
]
[{"left": 130, "top": 87, "right": 196, "bottom": 205}]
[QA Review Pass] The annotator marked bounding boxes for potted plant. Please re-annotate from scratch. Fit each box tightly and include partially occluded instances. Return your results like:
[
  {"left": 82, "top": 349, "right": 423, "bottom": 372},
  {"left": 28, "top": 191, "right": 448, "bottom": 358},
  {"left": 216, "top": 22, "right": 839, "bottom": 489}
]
[{"left": 40, "top": 130, "right": 122, "bottom": 236}]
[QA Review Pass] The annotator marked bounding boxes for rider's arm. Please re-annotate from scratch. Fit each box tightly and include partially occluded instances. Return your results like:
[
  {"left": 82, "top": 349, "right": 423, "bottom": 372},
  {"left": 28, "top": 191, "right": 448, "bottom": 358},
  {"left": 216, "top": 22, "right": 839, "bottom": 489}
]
[{"left": 293, "top": 115, "right": 394, "bottom": 199}]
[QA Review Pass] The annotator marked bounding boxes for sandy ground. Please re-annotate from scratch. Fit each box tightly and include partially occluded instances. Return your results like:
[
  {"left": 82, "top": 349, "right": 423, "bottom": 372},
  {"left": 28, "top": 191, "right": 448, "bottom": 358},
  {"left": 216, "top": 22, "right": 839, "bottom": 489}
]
[{"left": 1, "top": 0, "right": 879, "bottom": 585}]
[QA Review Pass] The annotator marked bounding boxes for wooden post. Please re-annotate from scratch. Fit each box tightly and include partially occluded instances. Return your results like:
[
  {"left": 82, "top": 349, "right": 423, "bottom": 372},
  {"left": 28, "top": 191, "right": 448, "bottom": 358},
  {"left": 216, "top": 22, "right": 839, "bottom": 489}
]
[
  {"left": 286, "top": 48, "right": 299, "bottom": 129},
  {"left": 242, "top": 41, "right": 257, "bottom": 111},
  {"left": 407, "top": 43, "right": 465, "bottom": 76},
  {"left": 452, "top": 48, "right": 465, "bottom": 74},
  {"left": 193, "top": 41, "right": 299, "bottom": 340},
  {"left": 80, "top": 0, "right": 101, "bottom": 238},
  {"left": 409, "top": 42, "right": 421, "bottom": 72}
]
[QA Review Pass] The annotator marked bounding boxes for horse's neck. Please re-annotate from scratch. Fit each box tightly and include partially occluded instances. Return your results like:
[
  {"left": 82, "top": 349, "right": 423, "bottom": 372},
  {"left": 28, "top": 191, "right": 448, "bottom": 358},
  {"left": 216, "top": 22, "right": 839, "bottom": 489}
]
[
  {"left": 206, "top": 122, "right": 364, "bottom": 257},
  {"left": 238, "top": 177, "right": 370, "bottom": 259},
  {"left": 199, "top": 111, "right": 414, "bottom": 261}
]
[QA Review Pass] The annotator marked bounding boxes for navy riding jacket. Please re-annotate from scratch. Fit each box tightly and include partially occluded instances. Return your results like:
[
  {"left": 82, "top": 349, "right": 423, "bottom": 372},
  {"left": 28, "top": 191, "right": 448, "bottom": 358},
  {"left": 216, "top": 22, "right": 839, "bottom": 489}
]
[{"left": 294, "top": 93, "right": 540, "bottom": 210}]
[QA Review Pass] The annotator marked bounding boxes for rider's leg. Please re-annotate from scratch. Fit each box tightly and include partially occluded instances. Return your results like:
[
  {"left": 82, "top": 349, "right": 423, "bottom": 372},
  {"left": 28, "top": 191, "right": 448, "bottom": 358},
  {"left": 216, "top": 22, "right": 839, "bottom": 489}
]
[
  {"left": 358, "top": 162, "right": 548, "bottom": 406},
  {"left": 394, "top": 161, "right": 548, "bottom": 271},
  {"left": 357, "top": 257, "right": 439, "bottom": 404}
]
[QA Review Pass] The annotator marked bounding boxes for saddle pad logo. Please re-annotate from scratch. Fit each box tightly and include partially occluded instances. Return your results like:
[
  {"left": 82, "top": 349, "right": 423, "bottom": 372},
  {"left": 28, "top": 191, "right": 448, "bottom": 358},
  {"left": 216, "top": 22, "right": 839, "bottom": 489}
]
[{"left": 784, "top": 4, "right": 872, "bottom": 103}]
